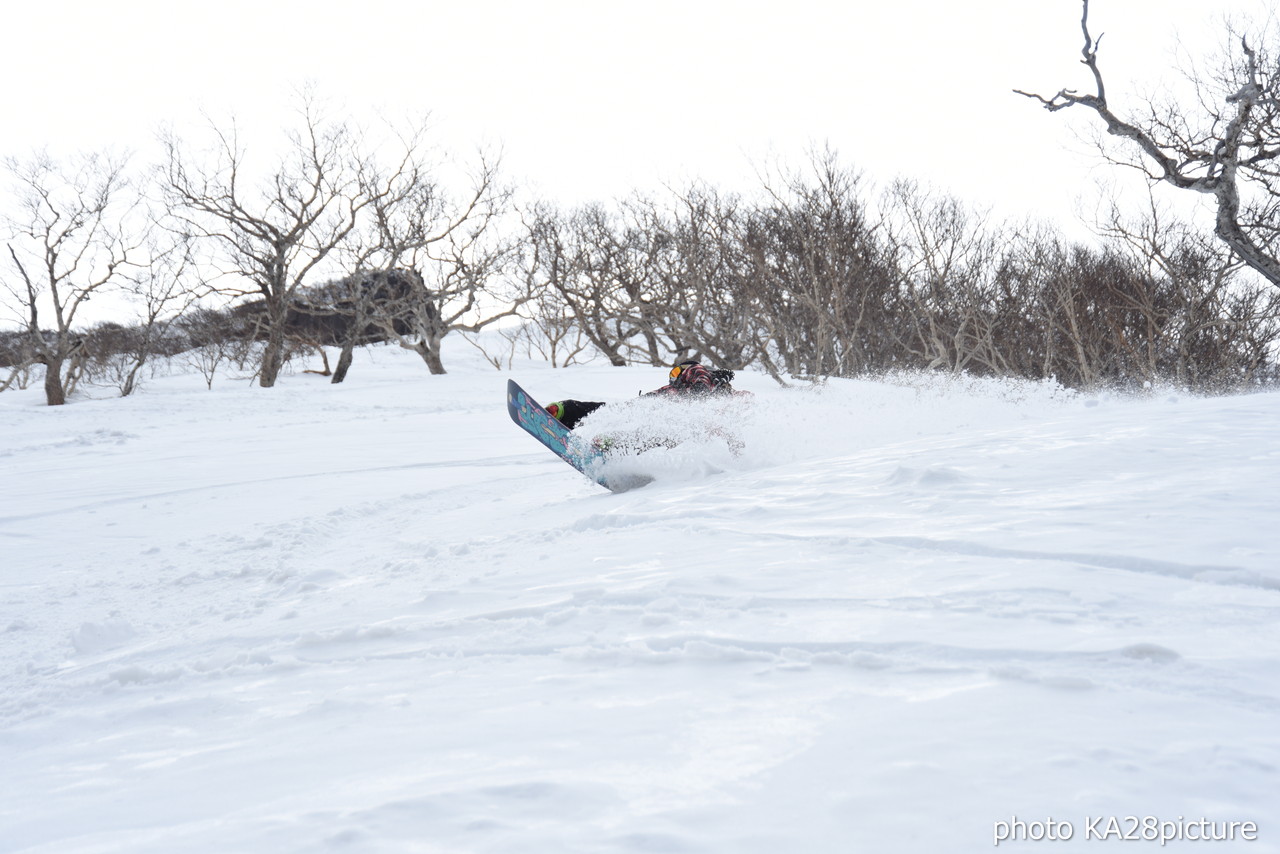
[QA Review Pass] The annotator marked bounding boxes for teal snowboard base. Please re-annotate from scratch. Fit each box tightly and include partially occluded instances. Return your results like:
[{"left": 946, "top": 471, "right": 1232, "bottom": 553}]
[{"left": 507, "top": 379, "right": 653, "bottom": 493}]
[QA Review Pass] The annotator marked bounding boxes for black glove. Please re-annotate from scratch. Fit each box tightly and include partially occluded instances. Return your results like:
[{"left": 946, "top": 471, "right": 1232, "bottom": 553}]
[{"left": 710, "top": 369, "right": 734, "bottom": 387}]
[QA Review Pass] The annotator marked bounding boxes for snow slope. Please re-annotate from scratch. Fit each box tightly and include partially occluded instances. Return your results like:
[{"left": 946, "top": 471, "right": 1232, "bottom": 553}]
[{"left": 2, "top": 344, "right": 1278, "bottom": 853}]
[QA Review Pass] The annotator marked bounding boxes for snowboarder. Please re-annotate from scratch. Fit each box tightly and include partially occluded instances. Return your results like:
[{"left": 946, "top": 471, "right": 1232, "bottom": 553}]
[{"left": 545, "top": 360, "right": 738, "bottom": 429}]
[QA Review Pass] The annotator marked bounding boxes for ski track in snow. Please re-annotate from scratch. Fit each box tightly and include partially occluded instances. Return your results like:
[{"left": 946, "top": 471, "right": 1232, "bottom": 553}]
[{"left": 2, "top": 345, "right": 1279, "bottom": 853}]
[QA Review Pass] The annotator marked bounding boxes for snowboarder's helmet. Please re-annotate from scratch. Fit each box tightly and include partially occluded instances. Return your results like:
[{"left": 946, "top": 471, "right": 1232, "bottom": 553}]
[{"left": 668, "top": 360, "right": 701, "bottom": 384}]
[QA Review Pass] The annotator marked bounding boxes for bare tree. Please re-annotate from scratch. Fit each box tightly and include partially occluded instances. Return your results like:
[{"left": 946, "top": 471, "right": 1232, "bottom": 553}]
[
  {"left": 742, "top": 151, "right": 896, "bottom": 379},
  {"left": 884, "top": 180, "right": 1007, "bottom": 376},
  {"left": 295, "top": 272, "right": 381, "bottom": 384},
  {"left": 509, "top": 204, "right": 634, "bottom": 368},
  {"left": 1017, "top": 0, "right": 1280, "bottom": 287},
  {"left": 519, "top": 202, "right": 638, "bottom": 367},
  {"left": 310, "top": 125, "right": 443, "bottom": 383},
  {"left": 161, "top": 92, "right": 367, "bottom": 388},
  {"left": 490, "top": 305, "right": 593, "bottom": 368},
  {"left": 500, "top": 209, "right": 601, "bottom": 369},
  {"left": 337, "top": 146, "right": 515, "bottom": 377},
  {"left": 134, "top": 239, "right": 202, "bottom": 393},
  {"left": 1099, "top": 194, "right": 1280, "bottom": 388},
  {"left": 177, "top": 305, "right": 253, "bottom": 389},
  {"left": 2, "top": 150, "right": 143, "bottom": 405},
  {"left": 74, "top": 234, "right": 203, "bottom": 397},
  {"left": 645, "top": 185, "right": 756, "bottom": 370}
]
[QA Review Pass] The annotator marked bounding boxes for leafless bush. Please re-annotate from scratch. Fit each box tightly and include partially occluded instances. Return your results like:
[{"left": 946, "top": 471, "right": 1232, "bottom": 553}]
[
  {"left": 490, "top": 310, "right": 593, "bottom": 369},
  {"left": 518, "top": 202, "right": 646, "bottom": 367},
  {"left": 736, "top": 153, "right": 900, "bottom": 379},
  {"left": 76, "top": 238, "right": 202, "bottom": 396},
  {"left": 0, "top": 329, "right": 38, "bottom": 391},
  {"left": 642, "top": 185, "right": 758, "bottom": 370},
  {"left": 174, "top": 306, "right": 257, "bottom": 388},
  {"left": 882, "top": 180, "right": 1007, "bottom": 376}
]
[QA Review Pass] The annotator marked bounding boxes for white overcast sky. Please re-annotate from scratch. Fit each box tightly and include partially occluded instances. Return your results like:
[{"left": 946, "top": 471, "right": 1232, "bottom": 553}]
[{"left": 2, "top": 0, "right": 1274, "bottom": 236}]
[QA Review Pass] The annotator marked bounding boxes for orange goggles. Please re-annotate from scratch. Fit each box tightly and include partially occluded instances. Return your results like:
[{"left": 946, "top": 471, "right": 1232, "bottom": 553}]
[{"left": 669, "top": 364, "right": 686, "bottom": 382}]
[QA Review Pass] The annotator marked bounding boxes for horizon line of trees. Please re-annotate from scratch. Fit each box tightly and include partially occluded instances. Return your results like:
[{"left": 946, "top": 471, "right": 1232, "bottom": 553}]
[{"left": 4, "top": 148, "right": 1278, "bottom": 400}]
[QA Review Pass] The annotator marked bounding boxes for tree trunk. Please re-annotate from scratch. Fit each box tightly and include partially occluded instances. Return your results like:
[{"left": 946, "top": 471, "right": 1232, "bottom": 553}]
[
  {"left": 413, "top": 339, "right": 447, "bottom": 375},
  {"left": 121, "top": 364, "right": 141, "bottom": 398},
  {"left": 43, "top": 357, "right": 66, "bottom": 406},
  {"left": 331, "top": 340, "right": 355, "bottom": 383},
  {"left": 259, "top": 317, "right": 287, "bottom": 388}
]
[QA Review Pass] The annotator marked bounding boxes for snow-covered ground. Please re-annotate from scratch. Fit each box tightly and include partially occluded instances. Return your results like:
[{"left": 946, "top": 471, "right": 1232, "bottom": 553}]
[{"left": 2, "top": 343, "right": 1278, "bottom": 853}]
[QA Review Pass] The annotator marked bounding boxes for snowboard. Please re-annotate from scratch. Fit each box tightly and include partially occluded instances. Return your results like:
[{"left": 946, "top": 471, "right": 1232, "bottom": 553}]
[{"left": 506, "top": 379, "right": 654, "bottom": 493}]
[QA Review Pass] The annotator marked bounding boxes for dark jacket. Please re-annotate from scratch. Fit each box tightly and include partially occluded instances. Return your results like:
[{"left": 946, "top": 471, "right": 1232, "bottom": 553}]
[
  {"left": 646, "top": 362, "right": 734, "bottom": 397},
  {"left": 546, "top": 362, "right": 736, "bottom": 429}
]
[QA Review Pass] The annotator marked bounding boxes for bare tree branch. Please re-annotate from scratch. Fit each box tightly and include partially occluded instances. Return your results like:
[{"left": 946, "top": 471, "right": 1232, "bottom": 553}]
[{"left": 1017, "top": 0, "right": 1280, "bottom": 287}]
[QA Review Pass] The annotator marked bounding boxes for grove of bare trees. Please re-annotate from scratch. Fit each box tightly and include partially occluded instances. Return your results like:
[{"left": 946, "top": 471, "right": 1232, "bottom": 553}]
[
  {"left": 504, "top": 154, "right": 1278, "bottom": 392},
  {"left": 4, "top": 24, "right": 1280, "bottom": 407}
]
